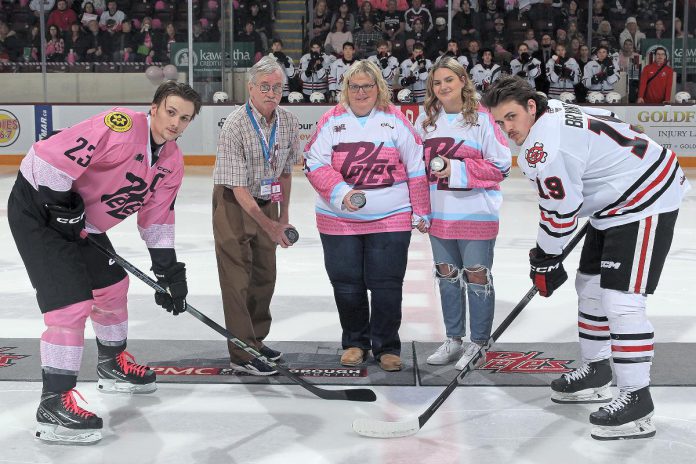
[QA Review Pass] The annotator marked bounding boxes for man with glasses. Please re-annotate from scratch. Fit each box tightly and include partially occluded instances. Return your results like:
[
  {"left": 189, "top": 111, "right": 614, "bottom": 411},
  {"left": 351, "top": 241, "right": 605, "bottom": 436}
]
[{"left": 213, "top": 56, "right": 301, "bottom": 375}]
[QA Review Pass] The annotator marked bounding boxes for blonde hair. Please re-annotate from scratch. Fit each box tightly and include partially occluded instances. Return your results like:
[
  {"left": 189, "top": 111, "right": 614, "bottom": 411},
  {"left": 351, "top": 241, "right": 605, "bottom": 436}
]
[
  {"left": 339, "top": 60, "right": 391, "bottom": 112},
  {"left": 422, "top": 57, "right": 478, "bottom": 133}
]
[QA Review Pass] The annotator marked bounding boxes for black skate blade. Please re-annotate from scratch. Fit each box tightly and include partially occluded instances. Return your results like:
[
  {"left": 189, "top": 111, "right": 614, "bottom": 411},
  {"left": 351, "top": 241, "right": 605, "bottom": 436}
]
[{"left": 591, "top": 430, "right": 656, "bottom": 441}]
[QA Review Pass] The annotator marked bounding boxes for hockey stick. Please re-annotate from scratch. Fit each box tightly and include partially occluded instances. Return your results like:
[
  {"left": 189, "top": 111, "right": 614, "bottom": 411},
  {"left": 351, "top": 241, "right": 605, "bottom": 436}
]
[
  {"left": 352, "top": 222, "right": 590, "bottom": 437},
  {"left": 85, "top": 234, "right": 377, "bottom": 403}
]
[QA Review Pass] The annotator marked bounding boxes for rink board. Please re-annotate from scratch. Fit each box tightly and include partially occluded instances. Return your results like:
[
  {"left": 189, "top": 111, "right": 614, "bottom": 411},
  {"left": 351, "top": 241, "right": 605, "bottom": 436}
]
[{"left": 1, "top": 340, "right": 694, "bottom": 387}]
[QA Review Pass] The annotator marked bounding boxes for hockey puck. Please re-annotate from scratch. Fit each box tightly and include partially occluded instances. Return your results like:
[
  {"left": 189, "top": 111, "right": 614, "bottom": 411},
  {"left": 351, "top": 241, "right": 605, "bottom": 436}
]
[
  {"left": 284, "top": 227, "right": 299, "bottom": 244},
  {"left": 349, "top": 192, "right": 366, "bottom": 209},
  {"left": 430, "top": 156, "right": 446, "bottom": 172}
]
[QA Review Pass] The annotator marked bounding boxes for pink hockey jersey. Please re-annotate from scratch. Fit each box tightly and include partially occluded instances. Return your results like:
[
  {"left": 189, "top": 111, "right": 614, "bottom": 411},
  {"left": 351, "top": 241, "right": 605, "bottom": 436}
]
[
  {"left": 416, "top": 105, "right": 511, "bottom": 240},
  {"left": 19, "top": 107, "right": 184, "bottom": 249},
  {"left": 304, "top": 103, "right": 430, "bottom": 235}
]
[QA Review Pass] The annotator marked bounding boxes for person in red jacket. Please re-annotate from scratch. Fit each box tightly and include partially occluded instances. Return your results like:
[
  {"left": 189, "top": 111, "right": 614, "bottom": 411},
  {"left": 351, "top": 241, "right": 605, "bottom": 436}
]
[{"left": 637, "top": 46, "right": 673, "bottom": 103}]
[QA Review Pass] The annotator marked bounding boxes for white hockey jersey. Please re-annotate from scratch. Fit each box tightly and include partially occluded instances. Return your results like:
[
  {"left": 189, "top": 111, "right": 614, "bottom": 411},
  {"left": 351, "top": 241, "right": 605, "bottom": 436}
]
[
  {"left": 519, "top": 102, "right": 690, "bottom": 255},
  {"left": 329, "top": 58, "right": 355, "bottom": 92},
  {"left": 470, "top": 63, "right": 502, "bottom": 92},
  {"left": 270, "top": 52, "right": 296, "bottom": 97},
  {"left": 435, "top": 54, "right": 470, "bottom": 70},
  {"left": 546, "top": 56, "right": 580, "bottom": 97},
  {"left": 367, "top": 54, "right": 400, "bottom": 90},
  {"left": 300, "top": 52, "right": 333, "bottom": 95},
  {"left": 582, "top": 57, "right": 620, "bottom": 93},
  {"left": 510, "top": 56, "right": 542, "bottom": 89},
  {"left": 415, "top": 106, "right": 511, "bottom": 240},
  {"left": 400, "top": 57, "right": 432, "bottom": 102}
]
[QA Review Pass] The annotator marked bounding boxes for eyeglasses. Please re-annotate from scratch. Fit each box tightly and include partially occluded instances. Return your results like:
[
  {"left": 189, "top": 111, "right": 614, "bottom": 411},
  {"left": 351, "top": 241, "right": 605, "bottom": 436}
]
[
  {"left": 255, "top": 83, "right": 283, "bottom": 95},
  {"left": 348, "top": 83, "right": 376, "bottom": 93}
]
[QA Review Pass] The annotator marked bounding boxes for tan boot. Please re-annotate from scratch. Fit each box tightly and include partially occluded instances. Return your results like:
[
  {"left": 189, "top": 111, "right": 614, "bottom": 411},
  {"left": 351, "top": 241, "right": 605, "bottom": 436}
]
[
  {"left": 379, "top": 353, "right": 402, "bottom": 372},
  {"left": 340, "top": 347, "right": 365, "bottom": 366}
]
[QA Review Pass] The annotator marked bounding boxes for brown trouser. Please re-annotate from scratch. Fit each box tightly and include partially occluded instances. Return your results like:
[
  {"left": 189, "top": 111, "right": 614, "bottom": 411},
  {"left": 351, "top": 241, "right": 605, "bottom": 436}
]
[{"left": 212, "top": 185, "right": 278, "bottom": 362}]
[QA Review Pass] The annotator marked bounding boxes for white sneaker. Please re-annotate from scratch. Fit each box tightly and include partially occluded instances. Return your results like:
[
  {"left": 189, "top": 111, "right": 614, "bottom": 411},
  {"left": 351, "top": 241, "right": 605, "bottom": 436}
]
[
  {"left": 455, "top": 343, "right": 486, "bottom": 370},
  {"left": 426, "top": 338, "right": 464, "bottom": 365}
]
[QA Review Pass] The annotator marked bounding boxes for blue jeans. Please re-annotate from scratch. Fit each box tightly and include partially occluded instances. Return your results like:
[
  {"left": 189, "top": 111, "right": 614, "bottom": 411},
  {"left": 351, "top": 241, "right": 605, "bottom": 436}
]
[
  {"left": 320, "top": 231, "right": 411, "bottom": 359},
  {"left": 429, "top": 236, "right": 496, "bottom": 344}
]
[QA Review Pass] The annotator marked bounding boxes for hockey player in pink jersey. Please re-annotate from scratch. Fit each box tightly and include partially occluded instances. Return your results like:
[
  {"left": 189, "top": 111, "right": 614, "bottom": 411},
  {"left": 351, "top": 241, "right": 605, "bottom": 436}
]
[
  {"left": 484, "top": 76, "right": 690, "bottom": 440},
  {"left": 304, "top": 60, "right": 430, "bottom": 372},
  {"left": 415, "top": 57, "right": 511, "bottom": 370},
  {"left": 7, "top": 81, "right": 201, "bottom": 445}
]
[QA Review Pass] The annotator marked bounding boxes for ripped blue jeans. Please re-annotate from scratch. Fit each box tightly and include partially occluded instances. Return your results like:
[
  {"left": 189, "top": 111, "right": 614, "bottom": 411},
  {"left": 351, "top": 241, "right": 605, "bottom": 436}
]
[{"left": 429, "top": 236, "right": 496, "bottom": 344}]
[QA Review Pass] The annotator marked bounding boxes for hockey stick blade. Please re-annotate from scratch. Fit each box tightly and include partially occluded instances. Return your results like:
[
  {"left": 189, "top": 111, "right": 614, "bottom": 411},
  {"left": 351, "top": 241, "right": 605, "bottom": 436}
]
[
  {"left": 84, "top": 234, "right": 377, "bottom": 403},
  {"left": 352, "top": 223, "right": 589, "bottom": 436}
]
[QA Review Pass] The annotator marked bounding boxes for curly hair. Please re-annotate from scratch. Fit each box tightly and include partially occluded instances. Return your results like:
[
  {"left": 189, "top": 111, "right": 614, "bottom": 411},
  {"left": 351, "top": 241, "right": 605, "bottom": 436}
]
[{"left": 421, "top": 57, "right": 479, "bottom": 133}]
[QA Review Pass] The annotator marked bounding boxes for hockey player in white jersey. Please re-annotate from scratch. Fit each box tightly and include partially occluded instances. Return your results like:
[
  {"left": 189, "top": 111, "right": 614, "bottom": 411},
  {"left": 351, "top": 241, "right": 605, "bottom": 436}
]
[
  {"left": 546, "top": 44, "right": 580, "bottom": 99},
  {"left": 509, "top": 43, "right": 541, "bottom": 90},
  {"left": 300, "top": 39, "right": 333, "bottom": 102},
  {"left": 484, "top": 76, "right": 690, "bottom": 441},
  {"left": 583, "top": 45, "right": 620, "bottom": 96},
  {"left": 329, "top": 42, "right": 356, "bottom": 103},
  {"left": 400, "top": 42, "right": 432, "bottom": 103},
  {"left": 470, "top": 48, "right": 502, "bottom": 92},
  {"left": 368, "top": 40, "right": 400, "bottom": 93},
  {"left": 270, "top": 39, "right": 297, "bottom": 102},
  {"left": 435, "top": 39, "right": 470, "bottom": 70}
]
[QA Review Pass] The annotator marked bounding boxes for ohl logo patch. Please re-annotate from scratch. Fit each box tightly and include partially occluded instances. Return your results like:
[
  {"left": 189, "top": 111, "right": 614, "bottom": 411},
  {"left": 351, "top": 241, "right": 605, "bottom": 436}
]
[
  {"left": 479, "top": 350, "right": 573, "bottom": 374},
  {"left": 0, "top": 347, "right": 29, "bottom": 368},
  {"left": 525, "top": 142, "right": 548, "bottom": 167},
  {"left": 104, "top": 111, "right": 133, "bottom": 132}
]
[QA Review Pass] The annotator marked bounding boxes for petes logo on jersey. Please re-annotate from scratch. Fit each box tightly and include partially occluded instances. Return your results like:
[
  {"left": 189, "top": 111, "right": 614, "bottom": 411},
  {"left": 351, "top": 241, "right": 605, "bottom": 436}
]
[
  {"left": 104, "top": 111, "right": 133, "bottom": 133},
  {"left": 525, "top": 142, "right": 548, "bottom": 167}
]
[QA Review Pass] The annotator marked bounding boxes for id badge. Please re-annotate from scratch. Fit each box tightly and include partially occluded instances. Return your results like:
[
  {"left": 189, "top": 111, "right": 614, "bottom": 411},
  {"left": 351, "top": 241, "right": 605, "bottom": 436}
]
[
  {"left": 260, "top": 179, "right": 273, "bottom": 196},
  {"left": 271, "top": 181, "right": 283, "bottom": 202}
]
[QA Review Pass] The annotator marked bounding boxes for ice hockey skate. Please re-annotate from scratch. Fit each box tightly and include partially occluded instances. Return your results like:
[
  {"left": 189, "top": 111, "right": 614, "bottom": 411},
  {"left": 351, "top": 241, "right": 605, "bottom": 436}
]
[
  {"left": 550, "top": 359, "right": 613, "bottom": 404},
  {"left": 97, "top": 350, "right": 157, "bottom": 394},
  {"left": 589, "top": 386, "right": 656, "bottom": 440},
  {"left": 35, "top": 389, "right": 103, "bottom": 445}
]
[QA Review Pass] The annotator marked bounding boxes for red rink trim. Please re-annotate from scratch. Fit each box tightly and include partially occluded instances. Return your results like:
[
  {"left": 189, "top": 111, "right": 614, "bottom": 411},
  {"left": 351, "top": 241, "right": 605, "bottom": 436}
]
[
  {"left": 578, "top": 321, "right": 610, "bottom": 331},
  {"left": 612, "top": 344, "right": 654, "bottom": 352},
  {"left": 634, "top": 216, "right": 653, "bottom": 293}
]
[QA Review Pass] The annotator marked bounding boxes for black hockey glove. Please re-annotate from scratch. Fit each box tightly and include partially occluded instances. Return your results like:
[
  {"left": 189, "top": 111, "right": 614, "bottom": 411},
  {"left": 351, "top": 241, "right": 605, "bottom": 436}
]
[
  {"left": 591, "top": 75, "right": 601, "bottom": 85},
  {"left": 418, "top": 58, "right": 426, "bottom": 71},
  {"left": 554, "top": 63, "right": 563, "bottom": 75},
  {"left": 529, "top": 247, "right": 567, "bottom": 297},
  {"left": 380, "top": 56, "right": 389, "bottom": 69},
  {"left": 605, "top": 65, "right": 614, "bottom": 76},
  {"left": 154, "top": 262, "right": 188, "bottom": 315},
  {"left": 45, "top": 192, "right": 86, "bottom": 241},
  {"left": 517, "top": 70, "right": 527, "bottom": 77},
  {"left": 304, "top": 67, "right": 313, "bottom": 77}
]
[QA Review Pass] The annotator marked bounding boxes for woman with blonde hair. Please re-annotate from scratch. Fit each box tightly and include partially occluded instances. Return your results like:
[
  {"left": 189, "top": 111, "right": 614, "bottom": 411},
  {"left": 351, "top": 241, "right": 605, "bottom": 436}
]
[
  {"left": 304, "top": 60, "right": 430, "bottom": 372},
  {"left": 415, "top": 57, "right": 511, "bottom": 369}
]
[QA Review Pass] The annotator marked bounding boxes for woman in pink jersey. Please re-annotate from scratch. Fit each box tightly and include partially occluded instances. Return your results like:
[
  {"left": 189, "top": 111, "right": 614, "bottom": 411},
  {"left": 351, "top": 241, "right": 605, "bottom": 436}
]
[
  {"left": 304, "top": 60, "right": 430, "bottom": 372},
  {"left": 415, "top": 57, "right": 511, "bottom": 370}
]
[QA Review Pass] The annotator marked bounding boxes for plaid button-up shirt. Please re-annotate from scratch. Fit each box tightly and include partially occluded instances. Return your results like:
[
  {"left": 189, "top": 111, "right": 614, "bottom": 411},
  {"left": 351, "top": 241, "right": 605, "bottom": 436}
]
[{"left": 213, "top": 101, "right": 300, "bottom": 199}]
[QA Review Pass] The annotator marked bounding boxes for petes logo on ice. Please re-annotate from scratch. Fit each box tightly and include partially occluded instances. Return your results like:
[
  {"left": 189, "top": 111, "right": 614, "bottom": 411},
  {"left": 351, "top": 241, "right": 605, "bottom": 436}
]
[
  {"left": 0, "top": 347, "right": 29, "bottom": 368},
  {"left": 174, "top": 49, "right": 198, "bottom": 68},
  {"left": 478, "top": 350, "right": 573, "bottom": 374},
  {"left": 525, "top": 142, "right": 548, "bottom": 167}
]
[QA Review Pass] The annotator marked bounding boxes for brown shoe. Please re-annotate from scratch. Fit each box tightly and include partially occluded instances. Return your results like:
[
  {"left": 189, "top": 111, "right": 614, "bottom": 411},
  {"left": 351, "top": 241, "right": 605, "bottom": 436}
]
[
  {"left": 340, "top": 347, "right": 365, "bottom": 366},
  {"left": 379, "top": 353, "right": 402, "bottom": 372}
]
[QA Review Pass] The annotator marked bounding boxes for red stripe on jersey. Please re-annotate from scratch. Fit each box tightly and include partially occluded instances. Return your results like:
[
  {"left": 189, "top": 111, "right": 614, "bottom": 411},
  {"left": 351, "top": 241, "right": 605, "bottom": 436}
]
[
  {"left": 634, "top": 216, "right": 652, "bottom": 293},
  {"left": 607, "top": 152, "right": 676, "bottom": 216},
  {"left": 578, "top": 321, "right": 610, "bottom": 332},
  {"left": 612, "top": 344, "right": 654, "bottom": 352},
  {"left": 540, "top": 211, "right": 577, "bottom": 229}
]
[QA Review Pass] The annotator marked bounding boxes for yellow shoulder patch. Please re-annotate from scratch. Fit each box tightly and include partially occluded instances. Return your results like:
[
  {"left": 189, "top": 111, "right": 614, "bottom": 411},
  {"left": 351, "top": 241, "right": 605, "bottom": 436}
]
[{"left": 104, "top": 111, "right": 133, "bottom": 132}]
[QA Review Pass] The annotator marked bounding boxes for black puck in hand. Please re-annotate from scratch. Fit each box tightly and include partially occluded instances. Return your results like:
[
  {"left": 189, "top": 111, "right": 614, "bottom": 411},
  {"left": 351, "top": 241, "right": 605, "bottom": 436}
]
[
  {"left": 284, "top": 227, "right": 299, "bottom": 244},
  {"left": 430, "top": 156, "right": 446, "bottom": 172},
  {"left": 349, "top": 192, "right": 366, "bottom": 209}
]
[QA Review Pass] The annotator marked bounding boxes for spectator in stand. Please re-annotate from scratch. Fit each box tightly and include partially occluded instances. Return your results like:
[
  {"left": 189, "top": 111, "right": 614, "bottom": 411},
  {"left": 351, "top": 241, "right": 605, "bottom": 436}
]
[
  {"left": 582, "top": 45, "right": 619, "bottom": 96},
  {"left": 574, "top": 43, "right": 591, "bottom": 101},
  {"left": 81, "top": 0, "right": 105, "bottom": 14},
  {"left": 134, "top": 17, "right": 156, "bottom": 63},
  {"left": 99, "top": 1, "right": 126, "bottom": 28},
  {"left": 237, "top": 20, "right": 264, "bottom": 59},
  {"left": 327, "top": 0, "right": 358, "bottom": 13},
  {"left": 566, "top": 20, "right": 584, "bottom": 43},
  {"left": 436, "top": 39, "right": 470, "bottom": 70},
  {"left": 646, "top": 19, "right": 668, "bottom": 40},
  {"left": 637, "top": 46, "right": 673, "bottom": 104},
  {"left": 480, "top": 0, "right": 501, "bottom": 26},
  {"left": 470, "top": 47, "right": 502, "bottom": 91},
  {"left": 607, "top": 0, "right": 630, "bottom": 19},
  {"left": 65, "top": 22, "right": 85, "bottom": 60},
  {"left": 426, "top": 16, "right": 449, "bottom": 61},
  {"left": 485, "top": 16, "right": 511, "bottom": 51},
  {"left": 23, "top": 25, "right": 42, "bottom": 61},
  {"left": 30, "top": 0, "right": 56, "bottom": 20},
  {"left": 325, "top": 17, "right": 353, "bottom": 56},
  {"left": 523, "top": 28, "right": 538, "bottom": 53},
  {"left": 159, "top": 22, "right": 181, "bottom": 62},
  {"left": 617, "top": 38, "right": 639, "bottom": 73},
  {"left": 405, "top": 0, "right": 433, "bottom": 32},
  {"left": 45, "top": 24, "right": 65, "bottom": 62},
  {"left": 101, "top": 19, "right": 121, "bottom": 60},
  {"left": 404, "top": 17, "right": 426, "bottom": 55},
  {"left": 300, "top": 39, "right": 331, "bottom": 100},
  {"left": 308, "top": 0, "right": 332, "bottom": 43},
  {"left": 80, "top": 2, "right": 99, "bottom": 28},
  {"left": 453, "top": 0, "right": 481, "bottom": 42},
  {"left": 590, "top": 0, "right": 607, "bottom": 32},
  {"left": 270, "top": 38, "right": 297, "bottom": 102},
  {"left": 569, "top": 37, "right": 581, "bottom": 58},
  {"left": 532, "top": 32, "right": 553, "bottom": 93},
  {"left": 381, "top": 0, "right": 405, "bottom": 45},
  {"left": 354, "top": 17, "right": 383, "bottom": 58},
  {"left": 0, "top": 21, "right": 22, "bottom": 62},
  {"left": 462, "top": 38, "right": 481, "bottom": 71},
  {"left": 510, "top": 42, "right": 542, "bottom": 89},
  {"left": 619, "top": 17, "right": 645, "bottom": 53},
  {"left": 247, "top": 2, "right": 271, "bottom": 52},
  {"left": 367, "top": 39, "right": 400, "bottom": 92},
  {"left": 47, "top": 0, "right": 78, "bottom": 32},
  {"left": 529, "top": 0, "right": 561, "bottom": 35},
  {"left": 563, "top": 1, "right": 586, "bottom": 32},
  {"left": 592, "top": 20, "right": 617, "bottom": 51},
  {"left": 555, "top": 28, "right": 570, "bottom": 49},
  {"left": 79, "top": 19, "right": 107, "bottom": 62},
  {"left": 400, "top": 42, "right": 432, "bottom": 102},
  {"left": 674, "top": 17, "right": 693, "bottom": 39},
  {"left": 331, "top": 3, "right": 356, "bottom": 34},
  {"left": 355, "top": 1, "right": 382, "bottom": 33},
  {"left": 113, "top": 19, "right": 136, "bottom": 62},
  {"left": 192, "top": 21, "right": 209, "bottom": 42}
]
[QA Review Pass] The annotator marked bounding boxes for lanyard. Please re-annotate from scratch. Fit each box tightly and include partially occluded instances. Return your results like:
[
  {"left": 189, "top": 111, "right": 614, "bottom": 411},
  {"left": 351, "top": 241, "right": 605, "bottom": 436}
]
[{"left": 246, "top": 102, "right": 277, "bottom": 166}]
